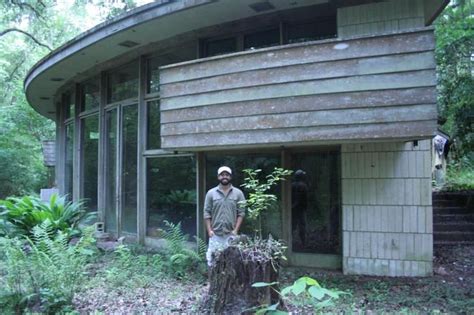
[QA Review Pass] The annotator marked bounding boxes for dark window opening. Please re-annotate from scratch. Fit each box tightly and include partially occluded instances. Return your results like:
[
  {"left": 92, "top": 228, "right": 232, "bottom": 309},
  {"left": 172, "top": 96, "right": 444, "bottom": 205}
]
[
  {"left": 244, "top": 28, "right": 280, "bottom": 50},
  {"left": 287, "top": 18, "right": 337, "bottom": 44},
  {"left": 204, "top": 37, "right": 237, "bottom": 57}
]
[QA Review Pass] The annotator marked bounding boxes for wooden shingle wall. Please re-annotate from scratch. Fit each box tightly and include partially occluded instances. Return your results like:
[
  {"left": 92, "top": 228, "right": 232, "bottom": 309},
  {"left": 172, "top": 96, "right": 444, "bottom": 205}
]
[
  {"left": 159, "top": 29, "right": 436, "bottom": 150},
  {"left": 341, "top": 140, "right": 433, "bottom": 276},
  {"left": 338, "top": 0, "right": 426, "bottom": 38}
]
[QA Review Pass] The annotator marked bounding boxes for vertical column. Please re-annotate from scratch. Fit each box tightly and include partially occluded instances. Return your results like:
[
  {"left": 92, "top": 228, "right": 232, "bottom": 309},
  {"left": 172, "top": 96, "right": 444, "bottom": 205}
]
[
  {"left": 196, "top": 152, "right": 206, "bottom": 242},
  {"left": 281, "top": 149, "right": 291, "bottom": 249},
  {"left": 97, "top": 72, "right": 107, "bottom": 223},
  {"left": 73, "top": 84, "right": 81, "bottom": 202},
  {"left": 55, "top": 100, "right": 65, "bottom": 196}
]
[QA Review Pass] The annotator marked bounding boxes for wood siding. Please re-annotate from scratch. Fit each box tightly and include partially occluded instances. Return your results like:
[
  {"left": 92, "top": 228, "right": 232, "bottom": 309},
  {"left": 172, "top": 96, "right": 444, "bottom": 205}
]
[
  {"left": 341, "top": 140, "right": 433, "bottom": 277},
  {"left": 159, "top": 28, "right": 437, "bottom": 150},
  {"left": 337, "top": 0, "right": 425, "bottom": 38}
]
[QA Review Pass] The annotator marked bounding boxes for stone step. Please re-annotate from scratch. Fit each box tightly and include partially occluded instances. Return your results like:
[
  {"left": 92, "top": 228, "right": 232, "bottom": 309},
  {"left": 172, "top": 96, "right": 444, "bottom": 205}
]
[
  {"left": 433, "top": 231, "right": 474, "bottom": 242},
  {"left": 434, "top": 240, "right": 474, "bottom": 246},
  {"left": 433, "top": 206, "right": 473, "bottom": 215},
  {"left": 433, "top": 214, "right": 474, "bottom": 223},
  {"left": 432, "top": 192, "right": 472, "bottom": 202},
  {"left": 432, "top": 199, "right": 468, "bottom": 207},
  {"left": 433, "top": 222, "right": 474, "bottom": 232}
]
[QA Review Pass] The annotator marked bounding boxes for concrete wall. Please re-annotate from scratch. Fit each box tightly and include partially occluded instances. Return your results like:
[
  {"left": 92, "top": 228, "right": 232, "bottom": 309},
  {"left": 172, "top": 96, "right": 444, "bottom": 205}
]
[
  {"left": 338, "top": 0, "right": 425, "bottom": 38},
  {"left": 341, "top": 140, "right": 433, "bottom": 276}
]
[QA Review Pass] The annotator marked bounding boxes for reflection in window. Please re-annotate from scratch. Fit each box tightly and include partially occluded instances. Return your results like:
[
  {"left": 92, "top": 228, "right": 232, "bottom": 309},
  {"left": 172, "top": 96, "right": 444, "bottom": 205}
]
[
  {"left": 121, "top": 105, "right": 138, "bottom": 234},
  {"left": 291, "top": 150, "right": 340, "bottom": 254},
  {"left": 147, "top": 58, "right": 160, "bottom": 94},
  {"left": 287, "top": 18, "right": 337, "bottom": 44},
  {"left": 205, "top": 37, "right": 237, "bottom": 57},
  {"left": 205, "top": 153, "right": 281, "bottom": 238},
  {"left": 244, "top": 28, "right": 280, "bottom": 50},
  {"left": 81, "top": 115, "right": 99, "bottom": 212},
  {"left": 105, "top": 109, "right": 117, "bottom": 233},
  {"left": 147, "top": 156, "right": 197, "bottom": 237},
  {"left": 64, "top": 123, "right": 74, "bottom": 200},
  {"left": 147, "top": 100, "right": 160, "bottom": 149},
  {"left": 81, "top": 77, "right": 100, "bottom": 112},
  {"left": 107, "top": 62, "right": 138, "bottom": 103},
  {"left": 64, "top": 92, "right": 75, "bottom": 120}
]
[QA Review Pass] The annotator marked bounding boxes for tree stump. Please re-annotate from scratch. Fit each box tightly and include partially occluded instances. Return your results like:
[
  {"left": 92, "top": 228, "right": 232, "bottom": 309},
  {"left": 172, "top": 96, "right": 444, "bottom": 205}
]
[{"left": 203, "top": 237, "right": 283, "bottom": 314}]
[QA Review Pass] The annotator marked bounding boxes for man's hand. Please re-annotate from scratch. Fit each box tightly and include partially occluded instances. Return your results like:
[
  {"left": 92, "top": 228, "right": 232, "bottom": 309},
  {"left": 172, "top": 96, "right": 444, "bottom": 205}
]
[
  {"left": 208, "top": 230, "right": 215, "bottom": 238},
  {"left": 231, "top": 229, "right": 238, "bottom": 236}
]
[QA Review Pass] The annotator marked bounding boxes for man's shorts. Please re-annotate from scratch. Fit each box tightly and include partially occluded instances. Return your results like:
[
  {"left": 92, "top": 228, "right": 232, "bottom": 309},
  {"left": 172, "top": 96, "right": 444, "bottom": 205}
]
[{"left": 206, "top": 234, "right": 234, "bottom": 267}]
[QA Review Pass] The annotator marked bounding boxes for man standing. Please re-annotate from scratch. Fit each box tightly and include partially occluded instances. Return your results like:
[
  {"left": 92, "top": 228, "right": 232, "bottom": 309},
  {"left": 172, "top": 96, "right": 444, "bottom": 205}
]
[{"left": 204, "top": 166, "right": 245, "bottom": 267}]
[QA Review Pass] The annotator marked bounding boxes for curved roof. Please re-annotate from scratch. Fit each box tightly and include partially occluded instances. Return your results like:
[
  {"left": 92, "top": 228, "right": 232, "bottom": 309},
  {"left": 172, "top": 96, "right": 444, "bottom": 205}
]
[{"left": 24, "top": 0, "right": 325, "bottom": 119}]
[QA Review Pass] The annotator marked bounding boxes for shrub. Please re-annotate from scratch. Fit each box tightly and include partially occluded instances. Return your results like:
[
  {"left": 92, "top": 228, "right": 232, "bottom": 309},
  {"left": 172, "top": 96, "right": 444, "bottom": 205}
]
[
  {"left": 0, "top": 222, "right": 97, "bottom": 313},
  {"left": 0, "top": 194, "right": 95, "bottom": 239},
  {"left": 443, "top": 157, "right": 474, "bottom": 191}
]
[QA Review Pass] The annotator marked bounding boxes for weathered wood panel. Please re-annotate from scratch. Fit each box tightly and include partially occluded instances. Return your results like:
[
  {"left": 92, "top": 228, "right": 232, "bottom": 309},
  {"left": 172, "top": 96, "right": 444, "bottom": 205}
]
[{"left": 159, "top": 29, "right": 437, "bottom": 150}]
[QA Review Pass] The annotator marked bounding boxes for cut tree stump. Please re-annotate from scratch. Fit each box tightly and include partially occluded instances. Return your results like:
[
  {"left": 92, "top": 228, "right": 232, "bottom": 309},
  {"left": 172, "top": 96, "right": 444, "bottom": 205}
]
[{"left": 203, "top": 237, "right": 283, "bottom": 314}]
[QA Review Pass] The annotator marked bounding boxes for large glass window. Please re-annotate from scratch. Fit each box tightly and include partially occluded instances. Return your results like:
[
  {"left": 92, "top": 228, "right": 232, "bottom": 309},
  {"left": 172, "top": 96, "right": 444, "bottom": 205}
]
[
  {"left": 64, "top": 123, "right": 74, "bottom": 199},
  {"left": 81, "top": 115, "right": 99, "bottom": 211},
  {"left": 80, "top": 77, "right": 100, "bottom": 112},
  {"left": 121, "top": 105, "right": 138, "bottom": 234},
  {"left": 147, "top": 156, "right": 197, "bottom": 237},
  {"left": 107, "top": 62, "right": 139, "bottom": 103},
  {"left": 244, "top": 28, "right": 280, "bottom": 50},
  {"left": 64, "top": 92, "right": 75, "bottom": 120},
  {"left": 205, "top": 153, "right": 281, "bottom": 238},
  {"left": 287, "top": 18, "right": 337, "bottom": 44},
  {"left": 147, "top": 100, "right": 160, "bottom": 149},
  {"left": 204, "top": 37, "right": 237, "bottom": 57},
  {"left": 105, "top": 109, "right": 117, "bottom": 233},
  {"left": 147, "top": 58, "right": 160, "bottom": 94},
  {"left": 291, "top": 150, "right": 340, "bottom": 254}
]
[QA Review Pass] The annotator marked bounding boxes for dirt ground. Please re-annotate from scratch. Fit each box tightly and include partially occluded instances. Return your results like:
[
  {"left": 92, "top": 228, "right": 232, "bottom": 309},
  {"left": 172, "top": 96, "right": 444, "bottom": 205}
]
[{"left": 73, "top": 244, "right": 473, "bottom": 313}]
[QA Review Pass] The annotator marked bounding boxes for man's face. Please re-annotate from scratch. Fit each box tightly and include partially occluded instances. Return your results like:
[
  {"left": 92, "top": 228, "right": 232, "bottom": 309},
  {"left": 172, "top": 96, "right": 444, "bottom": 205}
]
[{"left": 218, "top": 171, "right": 231, "bottom": 186}]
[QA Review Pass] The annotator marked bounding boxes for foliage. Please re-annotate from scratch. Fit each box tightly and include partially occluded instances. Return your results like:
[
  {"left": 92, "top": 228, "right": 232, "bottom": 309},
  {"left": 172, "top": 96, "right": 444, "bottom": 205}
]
[
  {"left": 435, "top": 1, "right": 474, "bottom": 160},
  {"left": 443, "top": 156, "right": 474, "bottom": 191},
  {"left": 239, "top": 168, "right": 292, "bottom": 236},
  {"left": 252, "top": 276, "right": 348, "bottom": 314},
  {"left": 162, "top": 220, "right": 206, "bottom": 279},
  {"left": 0, "top": 222, "right": 97, "bottom": 313},
  {"left": 0, "top": 194, "right": 95, "bottom": 239},
  {"left": 234, "top": 235, "right": 287, "bottom": 270}
]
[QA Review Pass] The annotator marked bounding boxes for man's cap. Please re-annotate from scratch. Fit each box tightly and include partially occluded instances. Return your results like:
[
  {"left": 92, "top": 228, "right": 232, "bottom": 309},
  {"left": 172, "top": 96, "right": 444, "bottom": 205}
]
[{"left": 217, "top": 166, "right": 232, "bottom": 175}]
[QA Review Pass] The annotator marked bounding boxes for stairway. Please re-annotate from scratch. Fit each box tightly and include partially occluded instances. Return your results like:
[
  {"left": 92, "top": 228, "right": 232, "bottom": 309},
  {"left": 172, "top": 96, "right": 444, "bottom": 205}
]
[{"left": 433, "top": 191, "right": 474, "bottom": 245}]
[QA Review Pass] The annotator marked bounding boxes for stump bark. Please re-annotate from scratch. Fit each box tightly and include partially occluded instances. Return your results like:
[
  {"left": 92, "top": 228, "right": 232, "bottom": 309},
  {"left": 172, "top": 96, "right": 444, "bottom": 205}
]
[{"left": 205, "top": 244, "right": 281, "bottom": 314}]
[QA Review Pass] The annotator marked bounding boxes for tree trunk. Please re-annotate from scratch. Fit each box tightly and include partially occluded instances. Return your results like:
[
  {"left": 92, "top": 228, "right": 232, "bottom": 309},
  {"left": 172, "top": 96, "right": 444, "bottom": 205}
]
[{"left": 204, "top": 244, "right": 281, "bottom": 314}]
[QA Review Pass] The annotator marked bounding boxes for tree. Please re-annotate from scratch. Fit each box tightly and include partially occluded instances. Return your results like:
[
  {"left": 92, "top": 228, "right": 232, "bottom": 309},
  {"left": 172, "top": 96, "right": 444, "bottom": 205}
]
[{"left": 435, "top": 0, "right": 474, "bottom": 161}]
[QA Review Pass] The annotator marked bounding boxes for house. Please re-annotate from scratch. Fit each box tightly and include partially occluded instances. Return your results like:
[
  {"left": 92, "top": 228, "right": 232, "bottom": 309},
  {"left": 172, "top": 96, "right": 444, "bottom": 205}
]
[{"left": 24, "top": 0, "right": 449, "bottom": 276}]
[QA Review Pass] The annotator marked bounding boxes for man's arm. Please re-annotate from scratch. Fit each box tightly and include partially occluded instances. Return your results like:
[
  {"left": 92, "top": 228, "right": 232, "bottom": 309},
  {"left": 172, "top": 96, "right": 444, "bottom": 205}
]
[
  {"left": 204, "top": 192, "right": 214, "bottom": 237},
  {"left": 232, "top": 216, "right": 243, "bottom": 235},
  {"left": 233, "top": 190, "right": 246, "bottom": 235},
  {"left": 205, "top": 218, "right": 214, "bottom": 237}
]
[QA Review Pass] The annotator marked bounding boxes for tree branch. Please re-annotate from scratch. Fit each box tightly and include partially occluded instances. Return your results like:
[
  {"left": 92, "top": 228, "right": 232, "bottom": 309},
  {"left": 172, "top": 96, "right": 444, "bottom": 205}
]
[{"left": 0, "top": 28, "right": 52, "bottom": 51}]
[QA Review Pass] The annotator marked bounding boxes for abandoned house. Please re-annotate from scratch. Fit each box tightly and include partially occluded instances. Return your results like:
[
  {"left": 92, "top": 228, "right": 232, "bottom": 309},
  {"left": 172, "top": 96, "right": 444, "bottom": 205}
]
[{"left": 24, "top": 0, "right": 449, "bottom": 276}]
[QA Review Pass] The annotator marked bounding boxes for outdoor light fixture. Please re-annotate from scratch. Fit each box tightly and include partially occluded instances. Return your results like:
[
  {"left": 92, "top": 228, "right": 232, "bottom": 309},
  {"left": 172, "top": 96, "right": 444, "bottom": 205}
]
[
  {"left": 118, "top": 40, "right": 140, "bottom": 48},
  {"left": 50, "top": 77, "right": 64, "bottom": 82},
  {"left": 40, "top": 97, "right": 50, "bottom": 100}
]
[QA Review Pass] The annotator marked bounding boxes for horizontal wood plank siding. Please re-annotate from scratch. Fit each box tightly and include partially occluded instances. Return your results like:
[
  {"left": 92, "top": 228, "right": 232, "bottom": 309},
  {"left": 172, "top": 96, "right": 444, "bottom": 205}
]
[{"left": 160, "top": 29, "right": 437, "bottom": 150}]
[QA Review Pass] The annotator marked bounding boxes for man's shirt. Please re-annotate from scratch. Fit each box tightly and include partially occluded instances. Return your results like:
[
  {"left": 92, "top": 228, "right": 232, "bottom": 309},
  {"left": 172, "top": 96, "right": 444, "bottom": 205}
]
[{"left": 204, "top": 185, "right": 246, "bottom": 236}]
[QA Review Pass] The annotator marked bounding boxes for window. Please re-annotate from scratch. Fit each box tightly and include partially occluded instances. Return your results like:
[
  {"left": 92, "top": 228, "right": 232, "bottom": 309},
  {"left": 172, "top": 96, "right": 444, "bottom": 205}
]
[
  {"left": 80, "top": 77, "right": 100, "bottom": 112},
  {"left": 147, "top": 100, "right": 161, "bottom": 149},
  {"left": 147, "top": 156, "right": 197, "bottom": 237},
  {"left": 64, "top": 91, "right": 75, "bottom": 120},
  {"left": 147, "top": 58, "right": 161, "bottom": 94},
  {"left": 204, "top": 37, "right": 237, "bottom": 57},
  {"left": 244, "top": 28, "right": 280, "bottom": 50},
  {"left": 105, "top": 109, "right": 118, "bottom": 233},
  {"left": 287, "top": 18, "right": 337, "bottom": 44},
  {"left": 107, "top": 62, "right": 139, "bottom": 103},
  {"left": 64, "top": 124, "right": 74, "bottom": 200},
  {"left": 290, "top": 150, "right": 340, "bottom": 254},
  {"left": 81, "top": 115, "right": 99, "bottom": 211}
]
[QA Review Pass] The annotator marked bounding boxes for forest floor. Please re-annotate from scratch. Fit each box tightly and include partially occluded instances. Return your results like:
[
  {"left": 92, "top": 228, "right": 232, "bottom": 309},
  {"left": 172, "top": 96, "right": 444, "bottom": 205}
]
[{"left": 73, "top": 244, "right": 473, "bottom": 314}]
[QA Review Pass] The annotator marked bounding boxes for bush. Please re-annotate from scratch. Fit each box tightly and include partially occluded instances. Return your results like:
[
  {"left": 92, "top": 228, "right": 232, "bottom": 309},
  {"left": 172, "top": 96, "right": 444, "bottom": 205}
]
[
  {"left": 0, "top": 222, "right": 97, "bottom": 313},
  {"left": 0, "top": 194, "right": 95, "bottom": 239},
  {"left": 443, "top": 157, "right": 474, "bottom": 191}
]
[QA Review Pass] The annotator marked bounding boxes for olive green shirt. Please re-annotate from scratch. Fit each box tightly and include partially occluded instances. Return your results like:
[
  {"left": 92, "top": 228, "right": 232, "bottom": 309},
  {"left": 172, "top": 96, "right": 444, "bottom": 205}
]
[{"left": 203, "top": 185, "right": 246, "bottom": 236}]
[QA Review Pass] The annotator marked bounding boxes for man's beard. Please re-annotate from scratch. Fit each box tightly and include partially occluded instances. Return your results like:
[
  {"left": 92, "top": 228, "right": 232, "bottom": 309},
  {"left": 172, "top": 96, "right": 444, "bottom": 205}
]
[{"left": 219, "top": 178, "right": 231, "bottom": 186}]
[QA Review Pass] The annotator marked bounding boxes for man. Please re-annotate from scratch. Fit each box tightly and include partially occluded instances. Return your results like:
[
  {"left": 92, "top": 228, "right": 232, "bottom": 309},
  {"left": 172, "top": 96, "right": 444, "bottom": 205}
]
[{"left": 204, "top": 166, "right": 245, "bottom": 267}]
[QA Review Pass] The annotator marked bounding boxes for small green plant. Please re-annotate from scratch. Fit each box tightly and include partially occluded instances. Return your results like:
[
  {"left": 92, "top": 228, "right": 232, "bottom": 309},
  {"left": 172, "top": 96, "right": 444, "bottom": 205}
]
[
  {"left": 0, "top": 194, "right": 95, "bottom": 239},
  {"left": 0, "top": 221, "right": 97, "bottom": 313},
  {"left": 251, "top": 276, "right": 349, "bottom": 314},
  {"left": 239, "top": 168, "right": 292, "bottom": 237},
  {"left": 162, "top": 220, "right": 206, "bottom": 278},
  {"left": 443, "top": 157, "right": 474, "bottom": 191}
]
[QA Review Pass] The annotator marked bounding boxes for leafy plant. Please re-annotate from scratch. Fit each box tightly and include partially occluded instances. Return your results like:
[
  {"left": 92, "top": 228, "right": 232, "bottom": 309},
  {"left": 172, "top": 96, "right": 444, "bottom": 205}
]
[
  {"left": 0, "top": 221, "right": 97, "bottom": 313},
  {"left": 443, "top": 157, "right": 474, "bottom": 191},
  {"left": 0, "top": 194, "right": 95, "bottom": 239},
  {"left": 251, "top": 276, "right": 349, "bottom": 314},
  {"left": 239, "top": 168, "right": 292, "bottom": 237},
  {"left": 162, "top": 220, "right": 205, "bottom": 278}
]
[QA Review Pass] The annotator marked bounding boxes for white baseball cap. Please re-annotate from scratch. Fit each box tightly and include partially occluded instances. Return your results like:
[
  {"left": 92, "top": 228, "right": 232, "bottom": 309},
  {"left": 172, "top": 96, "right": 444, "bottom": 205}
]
[{"left": 217, "top": 166, "right": 232, "bottom": 175}]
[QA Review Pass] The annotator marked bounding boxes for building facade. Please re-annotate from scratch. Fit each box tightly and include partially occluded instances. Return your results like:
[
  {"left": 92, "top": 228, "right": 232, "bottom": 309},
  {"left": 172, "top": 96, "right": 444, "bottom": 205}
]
[{"left": 25, "top": 0, "right": 448, "bottom": 276}]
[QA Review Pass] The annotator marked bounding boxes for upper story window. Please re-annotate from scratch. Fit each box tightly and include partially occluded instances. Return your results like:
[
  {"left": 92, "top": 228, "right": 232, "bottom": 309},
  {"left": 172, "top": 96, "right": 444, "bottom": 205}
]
[
  {"left": 204, "top": 37, "right": 237, "bottom": 57},
  {"left": 64, "top": 91, "right": 75, "bottom": 121},
  {"left": 107, "top": 61, "right": 138, "bottom": 103},
  {"left": 80, "top": 77, "right": 100, "bottom": 112},
  {"left": 244, "top": 28, "right": 280, "bottom": 50},
  {"left": 287, "top": 18, "right": 337, "bottom": 44},
  {"left": 147, "top": 58, "right": 161, "bottom": 94}
]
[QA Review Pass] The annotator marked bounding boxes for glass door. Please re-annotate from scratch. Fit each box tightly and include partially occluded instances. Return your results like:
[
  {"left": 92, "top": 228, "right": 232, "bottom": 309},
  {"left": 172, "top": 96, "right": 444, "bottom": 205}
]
[{"left": 104, "top": 104, "right": 138, "bottom": 236}]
